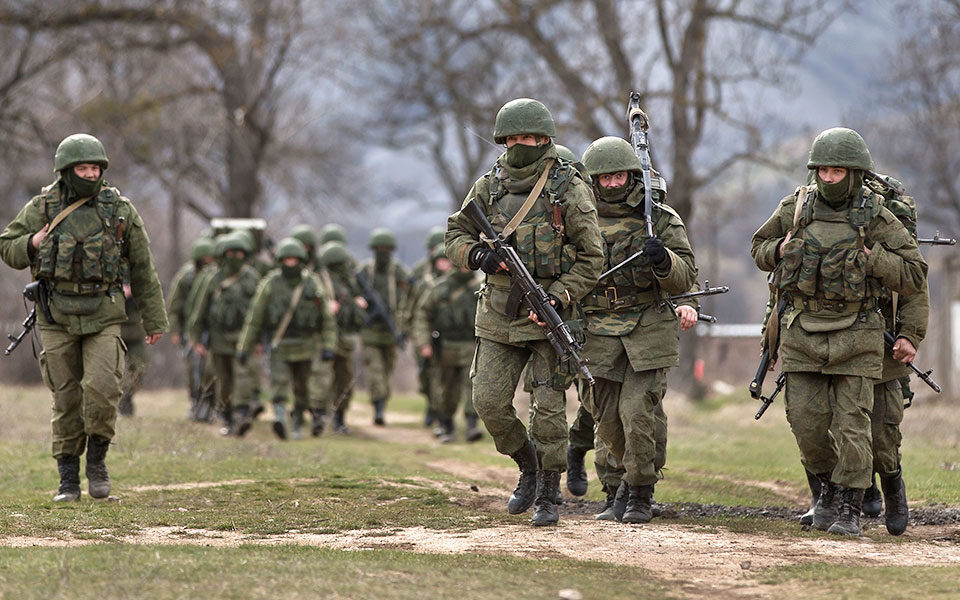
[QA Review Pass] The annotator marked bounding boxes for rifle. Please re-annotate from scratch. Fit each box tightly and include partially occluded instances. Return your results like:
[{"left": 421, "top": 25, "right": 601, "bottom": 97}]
[
  {"left": 884, "top": 330, "right": 941, "bottom": 393},
  {"left": 918, "top": 231, "right": 957, "bottom": 246},
  {"left": 749, "top": 294, "right": 788, "bottom": 400},
  {"left": 462, "top": 199, "right": 594, "bottom": 386},
  {"left": 754, "top": 371, "right": 784, "bottom": 420},
  {"left": 356, "top": 269, "right": 406, "bottom": 348},
  {"left": 669, "top": 281, "right": 729, "bottom": 324},
  {"left": 4, "top": 281, "right": 49, "bottom": 356}
]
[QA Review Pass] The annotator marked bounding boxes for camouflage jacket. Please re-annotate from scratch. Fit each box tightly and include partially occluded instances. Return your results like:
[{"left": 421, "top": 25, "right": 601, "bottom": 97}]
[
  {"left": 167, "top": 260, "right": 197, "bottom": 337},
  {"left": 0, "top": 178, "right": 167, "bottom": 336},
  {"left": 445, "top": 147, "right": 603, "bottom": 345},
  {"left": 413, "top": 270, "right": 481, "bottom": 367},
  {"left": 187, "top": 262, "right": 262, "bottom": 355},
  {"left": 357, "top": 257, "right": 410, "bottom": 346}
]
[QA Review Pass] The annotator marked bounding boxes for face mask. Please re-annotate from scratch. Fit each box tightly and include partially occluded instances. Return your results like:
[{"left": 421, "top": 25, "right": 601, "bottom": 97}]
[
  {"left": 225, "top": 256, "right": 244, "bottom": 274},
  {"left": 281, "top": 264, "right": 302, "bottom": 280},
  {"left": 595, "top": 177, "right": 634, "bottom": 203},
  {"left": 817, "top": 172, "right": 851, "bottom": 208},
  {"left": 65, "top": 170, "right": 103, "bottom": 199},
  {"left": 374, "top": 249, "right": 391, "bottom": 268},
  {"left": 505, "top": 143, "right": 549, "bottom": 168}
]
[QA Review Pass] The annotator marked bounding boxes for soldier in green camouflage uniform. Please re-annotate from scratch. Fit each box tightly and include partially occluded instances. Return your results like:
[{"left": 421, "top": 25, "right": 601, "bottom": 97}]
[
  {"left": 238, "top": 238, "right": 337, "bottom": 439},
  {"left": 317, "top": 241, "right": 367, "bottom": 433},
  {"left": 751, "top": 127, "right": 927, "bottom": 536},
  {"left": 445, "top": 98, "right": 603, "bottom": 526},
  {"left": 188, "top": 233, "right": 262, "bottom": 436},
  {"left": 168, "top": 237, "right": 215, "bottom": 419},
  {"left": 412, "top": 248, "right": 484, "bottom": 443},
  {"left": 575, "top": 136, "right": 698, "bottom": 524},
  {"left": 0, "top": 133, "right": 168, "bottom": 501},
  {"left": 358, "top": 227, "right": 409, "bottom": 426}
]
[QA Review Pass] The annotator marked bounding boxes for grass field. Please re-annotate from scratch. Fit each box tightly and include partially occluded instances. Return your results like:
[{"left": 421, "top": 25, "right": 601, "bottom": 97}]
[{"left": 0, "top": 383, "right": 958, "bottom": 599}]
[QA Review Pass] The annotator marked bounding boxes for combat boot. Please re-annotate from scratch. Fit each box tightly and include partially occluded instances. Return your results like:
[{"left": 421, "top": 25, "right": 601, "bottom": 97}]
[
  {"left": 565, "top": 445, "right": 588, "bottom": 497},
  {"left": 531, "top": 470, "right": 561, "bottom": 526},
  {"left": 595, "top": 481, "right": 628, "bottom": 521},
  {"left": 799, "top": 469, "right": 822, "bottom": 526},
  {"left": 218, "top": 407, "right": 234, "bottom": 436},
  {"left": 231, "top": 405, "right": 252, "bottom": 437},
  {"left": 423, "top": 408, "right": 436, "bottom": 428},
  {"left": 310, "top": 408, "right": 326, "bottom": 437},
  {"left": 438, "top": 417, "right": 455, "bottom": 444},
  {"left": 272, "top": 401, "right": 288, "bottom": 440},
  {"left": 650, "top": 483, "right": 661, "bottom": 517},
  {"left": 85, "top": 436, "right": 111, "bottom": 499},
  {"left": 53, "top": 455, "right": 81, "bottom": 502},
  {"left": 290, "top": 407, "right": 305, "bottom": 440},
  {"left": 372, "top": 399, "right": 386, "bottom": 426},
  {"left": 828, "top": 487, "right": 864, "bottom": 536},
  {"left": 507, "top": 440, "right": 538, "bottom": 514},
  {"left": 879, "top": 468, "right": 909, "bottom": 536},
  {"left": 622, "top": 484, "right": 655, "bottom": 524},
  {"left": 811, "top": 473, "right": 839, "bottom": 531},
  {"left": 862, "top": 473, "right": 883, "bottom": 518},
  {"left": 333, "top": 409, "right": 351, "bottom": 435},
  {"left": 465, "top": 414, "right": 483, "bottom": 442}
]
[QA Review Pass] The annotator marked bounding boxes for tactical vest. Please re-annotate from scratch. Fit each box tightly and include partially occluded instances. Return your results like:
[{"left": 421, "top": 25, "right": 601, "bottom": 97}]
[
  {"left": 34, "top": 184, "right": 123, "bottom": 314},
  {"left": 432, "top": 276, "right": 479, "bottom": 342},
  {"left": 487, "top": 159, "right": 577, "bottom": 280},
  {"left": 206, "top": 266, "right": 259, "bottom": 332},
  {"left": 361, "top": 260, "right": 397, "bottom": 313},
  {"left": 264, "top": 273, "right": 323, "bottom": 339},
  {"left": 778, "top": 188, "right": 879, "bottom": 308}
]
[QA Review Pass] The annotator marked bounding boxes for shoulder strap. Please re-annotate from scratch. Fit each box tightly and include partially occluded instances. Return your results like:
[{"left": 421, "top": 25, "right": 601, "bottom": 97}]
[
  {"left": 48, "top": 196, "right": 91, "bottom": 234},
  {"left": 271, "top": 274, "right": 307, "bottom": 349},
  {"left": 501, "top": 158, "right": 555, "bottom": 239},
  {"left": 790, "top": 185, "right": 812, "bottom": 234}
]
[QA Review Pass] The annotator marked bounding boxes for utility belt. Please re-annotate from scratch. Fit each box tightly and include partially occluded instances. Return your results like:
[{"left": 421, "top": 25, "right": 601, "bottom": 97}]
[
  {"left": 788, "top": 294, "right": 877, "bottom": 315},
  {"left": 52, "top": 280, "right": 116, "bottom": 296},
  {"left": 581, "top": 285, "right": 659, "bottom": 311}
]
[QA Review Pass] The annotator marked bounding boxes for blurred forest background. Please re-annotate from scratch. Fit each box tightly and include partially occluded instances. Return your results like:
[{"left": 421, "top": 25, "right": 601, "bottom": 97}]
[{"left": 1, "top": 0, "right": 958, "bottom": 396}]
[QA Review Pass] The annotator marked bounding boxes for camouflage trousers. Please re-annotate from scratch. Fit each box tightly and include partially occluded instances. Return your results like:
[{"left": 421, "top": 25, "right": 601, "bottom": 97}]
[
  {"left": 872, "top": 378, "right": 906, "bottom": 478},
  {"left": 784, "top": 372, "right": 874, "bottom": 489},
  {"left": 471, "top": 338, "right": 567, "bottom": 472},
  {"left": 236, "top": 350, "right": 262, "bottom": 407},
  {"left": 308, "top": 351, "right": 333, "bottom": 413},
  {"left": 39, "top": 325, "right": 124, "bottom": 457},
  {"left": 580, "top": 369, "right": 668, "bottom": 487},
  {"left": 428, "top": 363, "right": 477, "bottom": 421},
  {"left": 363, "top": 343, "right": 397, "bottom": 403},
  {"left": 269, "top": 353, "right": 312, "bottom": 411},
  {"left": 418, "top": 356, "right": 442, "bottom": 415},
  {"left": 211, "top": 352, "right": 251, "bottom": 414}
]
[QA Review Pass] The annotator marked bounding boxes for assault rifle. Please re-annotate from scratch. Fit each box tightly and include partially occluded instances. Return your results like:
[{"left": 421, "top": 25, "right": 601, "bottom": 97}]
[
  {"left": 884, "top": 330, "right": 941, "bottom": 394},
  {"left": 5, "top": 281, "right": 50, "bottom": 356},
  {"left": 918, "top": 231, "right": 957, "bottom": 246},
  {"left": 749, "top": 292, "right": 789, "bottom": 401},
  {"left": 463, "top": 199, "right": 595, "bottom": 386},
  {"left": 669, "top": 281, "right": 729, "bottom": 324},
  {"left": 628, "top": 92, "right": 655, "bottom": 239},
  {"left": 754, "top": 371, "right": 784, "bottom": 420},
  {"left": 356, "top": 269, "right": 407, "bottom": 348}
]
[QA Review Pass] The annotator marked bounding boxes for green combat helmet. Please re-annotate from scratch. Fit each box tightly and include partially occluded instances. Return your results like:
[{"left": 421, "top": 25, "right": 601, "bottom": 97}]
[
  {"left": 275, "top": 237, "right": 308, "bottom": 261},
  {"left": 319, "top": 223, "right": 347, "bottom": 245},
  {"left": 234, "top": 228, "right": 256, "bottom": 254},
  {"left": 493, "top": 98, "right": 556, "bottom": 144},
  {"left": 368, "top": 227, "right": 396, "bottom": 250},
  {"left": 426, "top": 225, "right": 445, "bottom": 250},
  {"left": 291, "top": 224, "right": 318, "bottom": 250},
  {"left": 318, "top": 241, "right": 350, "bottom": 266},
  {"left": 190, "top": 237, "right": 215, "bottom": 261},
  {"left": 54, "top": 133, "right": 109, "bottom": 172},
  {"left": 581, "top": 136, "right": 643, "bottom": 176},
  {"left": 216, "top": 233, "right": 247, "bottom": 257},
  {"left": 807, "top": 127, "right": 874, "bottom": 171}
]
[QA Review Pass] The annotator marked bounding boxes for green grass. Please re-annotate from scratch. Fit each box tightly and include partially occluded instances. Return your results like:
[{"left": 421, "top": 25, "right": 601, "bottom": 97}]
[{"left": 761, "top": 564, "right": 960, "bottom": 599}]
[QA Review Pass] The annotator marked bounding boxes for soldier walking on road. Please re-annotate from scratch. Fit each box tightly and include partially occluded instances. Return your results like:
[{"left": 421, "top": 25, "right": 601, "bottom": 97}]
[
  {"left": 0, "top": 133, "right": 168, "bottom": 501},
  {"left": 445, "top": 98, "right": 603, "bottom": 526}
]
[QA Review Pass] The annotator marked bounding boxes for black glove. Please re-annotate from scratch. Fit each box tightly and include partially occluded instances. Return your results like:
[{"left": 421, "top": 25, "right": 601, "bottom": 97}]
[
  {"left": 321, "top": 349, "right": 336, "bottom": 362},
  {"left": 236, "top": 351, "right": 248, "bottom": 366},
  {"left": 472, "top": 247, "right": 503, "bottom": 275},
  {"left": 643, "top": 237, "right": 667, "bottom": 266},
  {"left": 547, "top": 294, "right": 564, "bottom": 313}
]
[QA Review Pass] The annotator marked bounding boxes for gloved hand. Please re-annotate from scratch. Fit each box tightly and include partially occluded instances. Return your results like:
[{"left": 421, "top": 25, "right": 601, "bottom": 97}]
[
  {"left": 236, "top": 351, "right": 248, "bottom": 366},
  {"left": 320, "top": 349, "right": 336, "bottom": 362},
  {"left": 472, "top": 247, "right": 504, "bottom": 275},
  {"left": 643, "top": 237, "right": 667, "bottom": 266}
]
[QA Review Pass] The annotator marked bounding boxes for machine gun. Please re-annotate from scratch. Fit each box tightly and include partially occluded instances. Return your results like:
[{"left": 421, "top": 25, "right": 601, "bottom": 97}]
[
  {"left": 5, "top": 281, "right": 49, "bottom": 356},
  {"left": 463, "top": 199, "right": 594, "bottom": 386},
  {"left": 356, "top": 269, "right": 406, "bottom": 348}
]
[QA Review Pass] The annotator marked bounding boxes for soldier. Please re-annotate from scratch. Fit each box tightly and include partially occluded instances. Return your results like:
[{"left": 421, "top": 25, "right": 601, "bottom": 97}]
[
  {"left": 188, "top": 233, "right": 262, "bottom": 436},
  {"left": 168, "top": 237, "right": 215, "bottom": 419},
  {"left": 412, "top": 246, "right": 484, "bottom": 443},
  {"left": 237, "top": 238, "right": 337, "bottom": 439},
  {"left": 291, "top": 224, "right": 320, "bottom": 270},
  {"left": 231, "top": 229, "right": 267, "bottom": 422},
  {"left": 358, "top": 227, "right": 409, "bottom": 426},
  {"left": 751, "top": 127, "right": 927, "bottom": 536},
  {"left": 317, "top": 241, "right": 368, "bottom": 434},
  {"left": 445, "top": 98, "right": 603, "bottom": 526},
  {"left": 575, "top": 136, "right": 698, "bottom": 523},
  {"left": 117, "top": 282, "right": 147, "bottom": 417},
  {"left": 0, "top": 133, "right": 167, "bottom": 501}
]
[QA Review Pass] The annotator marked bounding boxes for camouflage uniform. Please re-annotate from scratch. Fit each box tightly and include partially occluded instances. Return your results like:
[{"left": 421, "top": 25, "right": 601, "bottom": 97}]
[
  {"left": 187, "top": 234, "right": 262, "bottom": 434},
  {"left": 413, "top": 267, "right": 483, "bottom": 442},
  {"left": 445, "top": 98, "right": 603, "bottom": 525},
  {"left": 751, "top": 128, "right": 927, "bottom": 535},
  {"left": 577, "top": 136, "right": 698, "bottom": 523},
  {"left": 118, "top": 291, "right": 147, "bottom": 416},
  {"left": 0, "top": 133, "right": 167, "bottom": 501},
  {"left": 238, "top": 238, "right": 336, "bottom": 439}
]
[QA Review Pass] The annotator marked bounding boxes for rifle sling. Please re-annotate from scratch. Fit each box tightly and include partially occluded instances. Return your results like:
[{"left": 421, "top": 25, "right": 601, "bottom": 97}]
[
  {"left": 764, "top": 185, "right": 812, "bottom": 352},
  {"left": 499, "top": 158, "right": 555, "bottom": 240},
  {"left": 270, "top": 275, "right": 306, "bottom": 349},
  {"left": 47, "top": 196, "right": 92, "bottom": 234}
]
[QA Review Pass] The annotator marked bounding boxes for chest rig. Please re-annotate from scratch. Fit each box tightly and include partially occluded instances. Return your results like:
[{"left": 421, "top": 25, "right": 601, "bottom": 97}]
[{"left": 433, "top": 276, "right": 480, "bottom": 341}]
